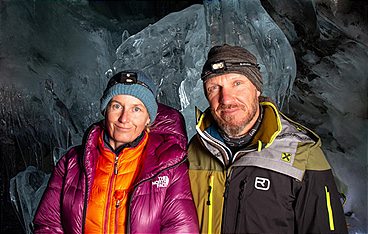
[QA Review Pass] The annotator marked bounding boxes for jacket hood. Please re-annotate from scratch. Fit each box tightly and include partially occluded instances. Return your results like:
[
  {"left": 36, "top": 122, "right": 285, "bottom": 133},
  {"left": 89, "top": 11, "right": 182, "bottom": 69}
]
[{"left": 138, "top": 103, "right": 188, "bottom": 182}]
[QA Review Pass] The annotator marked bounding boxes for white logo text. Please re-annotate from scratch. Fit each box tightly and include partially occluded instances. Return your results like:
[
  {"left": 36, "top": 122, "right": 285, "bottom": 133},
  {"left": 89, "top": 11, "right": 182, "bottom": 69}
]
[
  {"left": 152, "top": 176, "right": 169, "bottom": 188},
  {"left": 254, "top": 177, "right": 270, "bottom": 191}
]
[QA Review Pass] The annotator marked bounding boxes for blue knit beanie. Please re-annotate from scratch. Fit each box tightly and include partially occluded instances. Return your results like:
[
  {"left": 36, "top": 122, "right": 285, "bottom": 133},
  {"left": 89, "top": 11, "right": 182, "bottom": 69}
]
[{"left": 100, "top": 70, "right": 158, "bottom": 124}]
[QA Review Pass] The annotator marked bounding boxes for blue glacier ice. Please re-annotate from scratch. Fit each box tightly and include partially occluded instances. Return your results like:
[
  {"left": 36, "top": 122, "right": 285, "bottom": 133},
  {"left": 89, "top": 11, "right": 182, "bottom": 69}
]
[
  {"left": 2, "top": 0, "right": 367, "bottom": 233},
  {"left": 111, "top": 0, "right": 296, "bottom": 138},
  {"left": 203, "top": 0, "right": 296, "bottom": 109}
]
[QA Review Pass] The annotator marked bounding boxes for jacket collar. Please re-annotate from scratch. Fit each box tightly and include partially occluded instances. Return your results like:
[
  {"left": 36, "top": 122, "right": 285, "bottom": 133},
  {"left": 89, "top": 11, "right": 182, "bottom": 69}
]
[
  {"left": 103, "top": 130, "right": 145, "bottom": 155},
  {"left": 195, "top": 98, "right": 282, "bottom": 150}
]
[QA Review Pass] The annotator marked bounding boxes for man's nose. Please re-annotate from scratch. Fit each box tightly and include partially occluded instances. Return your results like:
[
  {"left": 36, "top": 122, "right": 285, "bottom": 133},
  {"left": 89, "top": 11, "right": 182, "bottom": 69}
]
[{"left": 220, "top": 87, "right": 233, "bottom": 104}]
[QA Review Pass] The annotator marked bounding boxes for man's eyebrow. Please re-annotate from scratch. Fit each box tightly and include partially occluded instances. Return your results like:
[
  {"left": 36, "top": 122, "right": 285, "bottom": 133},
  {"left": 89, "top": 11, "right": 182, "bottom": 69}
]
[{"left": 229, "top": 74, "right": 248, "bottom": 79}]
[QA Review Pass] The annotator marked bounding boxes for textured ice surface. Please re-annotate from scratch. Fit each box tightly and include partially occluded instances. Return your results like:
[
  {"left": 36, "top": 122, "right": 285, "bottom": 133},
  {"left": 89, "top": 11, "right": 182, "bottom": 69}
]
[
  {"left": 203, "top": 0, "right": 296, "bottom": 108},
  {"left": 9, "top": 166, "right": 50, "bottom": 233},
  {"left": 111, "top": 0, "right": 296, "bottom": 138},
  {"left": 2, "top": 0, "right": 367, "bottom": 233},
  {"left": 111, "top": 4, "right": 208, "bottom": 138}
]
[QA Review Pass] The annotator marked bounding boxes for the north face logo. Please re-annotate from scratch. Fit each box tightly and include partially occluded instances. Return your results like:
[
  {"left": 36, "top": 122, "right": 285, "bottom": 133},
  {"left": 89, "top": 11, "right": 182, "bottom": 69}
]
[{"left": 152, "top": 176, "right": 169, "bottom": 188}]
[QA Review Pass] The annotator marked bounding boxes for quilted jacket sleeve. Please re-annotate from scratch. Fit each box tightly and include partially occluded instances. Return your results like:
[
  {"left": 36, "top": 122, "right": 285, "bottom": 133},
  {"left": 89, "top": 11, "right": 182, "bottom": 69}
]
[
  {"left": 33, "top": 149, "right": 72, "bottom": 233},
  {"left": 160, "top": 161, "right": 199, "bottom": 233}
]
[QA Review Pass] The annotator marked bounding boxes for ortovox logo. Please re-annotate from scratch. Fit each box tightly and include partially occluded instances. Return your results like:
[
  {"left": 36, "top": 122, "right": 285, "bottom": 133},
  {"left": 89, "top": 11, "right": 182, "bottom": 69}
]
[
  {"left": 282, "top": 152, "right": 292, "bottom": 162},
  {"left": 152, "top": 176, "right": 169, "bottom": 188},
  {"left": 254, "top": 177, "right": 270, "bottom": 191}
]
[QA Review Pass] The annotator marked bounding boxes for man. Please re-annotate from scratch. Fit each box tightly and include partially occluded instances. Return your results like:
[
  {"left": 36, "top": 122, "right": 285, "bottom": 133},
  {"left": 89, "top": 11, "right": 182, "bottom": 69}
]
[{"left": 188, "top": 44, "right": 348, "bottom": 233}]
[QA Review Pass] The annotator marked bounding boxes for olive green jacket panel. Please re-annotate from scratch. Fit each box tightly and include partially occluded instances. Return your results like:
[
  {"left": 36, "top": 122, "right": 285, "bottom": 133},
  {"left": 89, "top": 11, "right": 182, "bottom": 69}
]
[
  {"left": 189, "top": 169, "right": 225, "bottom": 234},
  {"left": 188, "top": 101, "right": 344, "bottom": 233},
  {"left": 188, "top": 135, "right": 226, "bottom": 234}
]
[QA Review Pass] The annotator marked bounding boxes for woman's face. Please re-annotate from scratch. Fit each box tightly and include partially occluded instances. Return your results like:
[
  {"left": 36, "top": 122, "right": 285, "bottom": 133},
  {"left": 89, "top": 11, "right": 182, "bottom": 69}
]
[{"left": 105, "top": 95, "right": 150, "bottom": 149}]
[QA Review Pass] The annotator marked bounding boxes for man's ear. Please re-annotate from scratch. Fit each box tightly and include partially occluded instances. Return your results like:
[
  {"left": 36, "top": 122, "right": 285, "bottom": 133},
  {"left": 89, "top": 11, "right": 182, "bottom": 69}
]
[
  {"left": 257, "top": 90, "right": 261, "bottom": 97},
  {"left": 203, "top": 82, "right": 209, "bottom": 100}
]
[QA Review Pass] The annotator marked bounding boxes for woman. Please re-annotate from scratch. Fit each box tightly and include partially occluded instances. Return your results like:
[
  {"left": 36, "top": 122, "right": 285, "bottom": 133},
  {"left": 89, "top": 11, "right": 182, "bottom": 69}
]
[{"left": 33, "top": 70, "right": 199, "bottom": 233}]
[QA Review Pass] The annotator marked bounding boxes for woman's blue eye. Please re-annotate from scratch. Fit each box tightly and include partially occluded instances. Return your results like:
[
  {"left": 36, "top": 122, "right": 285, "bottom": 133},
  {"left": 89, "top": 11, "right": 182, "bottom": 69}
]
[
  {"left": 133, "top": 106, "right": 142, "bottom": 112},
  {"left": 111, "top": 103, "right": 122, "bottom": 110}
]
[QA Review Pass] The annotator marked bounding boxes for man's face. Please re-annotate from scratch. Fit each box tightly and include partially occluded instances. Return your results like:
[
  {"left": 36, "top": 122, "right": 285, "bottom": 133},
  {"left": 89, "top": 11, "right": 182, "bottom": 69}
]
[
  {"left": 105, "top": 94, "right": 150, "bottom": 149},
  {"left": 204, "top": 73, "right": 261, "bottom": 137}
]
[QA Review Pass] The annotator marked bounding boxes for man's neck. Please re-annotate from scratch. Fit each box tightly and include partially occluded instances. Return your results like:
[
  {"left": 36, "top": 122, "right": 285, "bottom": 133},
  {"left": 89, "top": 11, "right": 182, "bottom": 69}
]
[
  {"left": 233, "top": 107, "right": 261, "bottom": 138},
  {"left": 220, "top": 105, "right": 263, "bottom": 150}
]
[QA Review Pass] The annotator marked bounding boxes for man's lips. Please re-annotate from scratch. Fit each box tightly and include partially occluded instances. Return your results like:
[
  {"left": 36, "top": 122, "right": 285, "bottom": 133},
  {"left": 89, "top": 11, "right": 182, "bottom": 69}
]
[{"left": 219, "top": 106, "right": 240, "bottom": 114}]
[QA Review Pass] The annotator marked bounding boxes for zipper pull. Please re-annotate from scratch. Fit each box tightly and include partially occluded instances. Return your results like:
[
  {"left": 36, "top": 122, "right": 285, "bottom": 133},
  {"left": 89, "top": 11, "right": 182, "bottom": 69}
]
[
  {"left": 116, "top": 199, "right": 122, "bottom": 208},
  {"left": 207, "top": 175, "right": 214, "bottom": 205},
  {"left": 207, "top": 175, "right": 215, "bottom": 234},
  {"left": 238, "top": 179, "right": 246, "bottom": 200},
  {"left": 114, "top": 155, "right": 119, "bottom": 174},
  {"left": 114, "top": 190, "right": 126, "bottom": 208},
  {"left": 224, "top": 169, "right": 232, "bottom": 199}
]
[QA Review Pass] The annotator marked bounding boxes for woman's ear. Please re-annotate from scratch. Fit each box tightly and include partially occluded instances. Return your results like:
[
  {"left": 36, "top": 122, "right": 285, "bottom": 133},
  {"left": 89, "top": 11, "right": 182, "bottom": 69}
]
[{"left": 145, "top": 119, "right": 151, "bottom": 133}]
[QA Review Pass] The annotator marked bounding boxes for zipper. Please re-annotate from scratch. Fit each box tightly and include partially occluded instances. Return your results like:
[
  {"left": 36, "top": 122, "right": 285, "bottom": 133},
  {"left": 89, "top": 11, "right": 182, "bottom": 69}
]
[
  {"left": 221, "top": 168, "right": 233, "bottom": 233},
  {"left": 325, "top": 186, "right": 335, "bottom": 231},
  {"left": 114, "top": 154, "right": 119, "bottom": 175},
  {"left": 114, "top": 190, "right": 126, "bottom": 234},
  {"left": 125, "top": 157, "right": 188, "bottom": 234},
  {"left": 115, "top": 199, "right": 121, "bottom": 233},
  {"left": 207, "top": 174, "right": 214, "bottom": 234},
  {"left": 81, "top": 125, "right": 97, "bottom": 234},
  {"left": 234, "top": 179, "right": 246, "bottom": 233},
  {"left": 199, "top": 126, "right": 259, "bottom": 165},
  {"left": 103, "top": 153, "right": 118, "bottom": 234},
  {"left": 82, "top": 161, "right": 89, "bottom": 234},
  {"left": 82, "top": 166, "right": 89, "bottom": 234}
]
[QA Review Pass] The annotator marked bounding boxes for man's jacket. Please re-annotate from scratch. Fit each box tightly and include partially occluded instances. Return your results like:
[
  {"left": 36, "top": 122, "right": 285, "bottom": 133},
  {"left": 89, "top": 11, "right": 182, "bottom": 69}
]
[
  {"left": 188, "top": 100, "right": 348, "bottom": 234},
  {"left": 33, "top": 103, "right": 199, "bottom": 234}
]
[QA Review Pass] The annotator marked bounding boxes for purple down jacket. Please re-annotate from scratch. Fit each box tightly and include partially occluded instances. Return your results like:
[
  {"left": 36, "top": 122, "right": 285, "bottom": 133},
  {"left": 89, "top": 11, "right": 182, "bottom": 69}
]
[{"left": 33, "top": 103, "right": 199, "bottom": 234}]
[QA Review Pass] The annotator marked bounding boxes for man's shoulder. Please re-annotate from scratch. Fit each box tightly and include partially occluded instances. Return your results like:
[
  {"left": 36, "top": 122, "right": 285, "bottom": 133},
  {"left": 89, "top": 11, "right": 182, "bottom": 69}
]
[
  {"left": 294, "top": 141, "right": 331, "bottom": 171},
  {"left": 276, "top": 113, "right": 331, "bottom": 171},
  {"left": 279, "top": 113, "right": 319, "bottom": 143}
]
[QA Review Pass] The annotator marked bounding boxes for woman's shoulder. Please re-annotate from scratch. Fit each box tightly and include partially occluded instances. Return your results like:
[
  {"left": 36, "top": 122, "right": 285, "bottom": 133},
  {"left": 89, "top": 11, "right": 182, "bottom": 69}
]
[
  {"left": 57, "top": 122, "right": 103, "bottom": 167},
  {"left": 54, "top": 145, "right": 83, "bottom": 170},
  {"left": 150, "top": 103, "right": 187, "bottom": 139}
]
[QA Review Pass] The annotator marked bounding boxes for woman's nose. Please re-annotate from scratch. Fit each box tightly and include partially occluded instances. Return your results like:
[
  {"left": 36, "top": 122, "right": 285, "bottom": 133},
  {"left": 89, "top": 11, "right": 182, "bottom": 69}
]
[{"left": 118, "top": 109, "right": 129, "bottom": 123}]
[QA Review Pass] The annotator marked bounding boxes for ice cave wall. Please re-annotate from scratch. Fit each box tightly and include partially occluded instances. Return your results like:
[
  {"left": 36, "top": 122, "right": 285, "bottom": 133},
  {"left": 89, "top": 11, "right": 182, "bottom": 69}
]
[{"left": 0, "top": 0, "right": 367, "bottom": 233}]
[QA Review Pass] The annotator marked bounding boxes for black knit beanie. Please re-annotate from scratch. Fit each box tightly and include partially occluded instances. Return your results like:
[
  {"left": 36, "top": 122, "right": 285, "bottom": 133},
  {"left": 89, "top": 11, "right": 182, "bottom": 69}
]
[{"left": 201, "top": 44, "right": 263, "bottom": 92}]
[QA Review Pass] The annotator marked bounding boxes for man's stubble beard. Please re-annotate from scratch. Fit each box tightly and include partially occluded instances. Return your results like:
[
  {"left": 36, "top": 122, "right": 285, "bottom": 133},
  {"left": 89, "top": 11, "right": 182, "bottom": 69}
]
[{"left": 211, "top": 97, "right": 259, "bottom": 137}]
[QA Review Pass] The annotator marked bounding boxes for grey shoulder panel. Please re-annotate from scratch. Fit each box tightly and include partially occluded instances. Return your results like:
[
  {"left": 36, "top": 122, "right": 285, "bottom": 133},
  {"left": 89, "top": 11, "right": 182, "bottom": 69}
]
[
  {"left": 233, "top": 116, "right": 317, "bottom": 181},
  {"left": 234, "top": 139, "right": 305, "bottom": 181}
]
